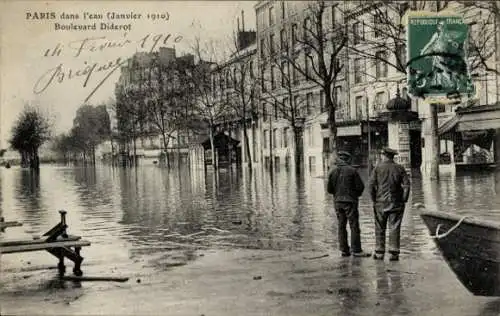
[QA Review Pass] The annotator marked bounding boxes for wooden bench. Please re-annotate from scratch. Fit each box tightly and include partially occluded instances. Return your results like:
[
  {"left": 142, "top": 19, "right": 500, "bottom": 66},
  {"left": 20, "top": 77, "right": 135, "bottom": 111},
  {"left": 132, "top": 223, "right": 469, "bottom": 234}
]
[{"left": 0, "top": 211, "right": 91, "bottom": 276}]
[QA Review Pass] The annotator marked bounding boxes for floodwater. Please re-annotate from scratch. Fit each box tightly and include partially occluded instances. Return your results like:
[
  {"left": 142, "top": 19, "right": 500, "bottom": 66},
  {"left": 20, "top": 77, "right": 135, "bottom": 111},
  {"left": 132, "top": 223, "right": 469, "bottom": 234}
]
[{"left": 1, "top": 164, "right": 500, "bottom": 315}]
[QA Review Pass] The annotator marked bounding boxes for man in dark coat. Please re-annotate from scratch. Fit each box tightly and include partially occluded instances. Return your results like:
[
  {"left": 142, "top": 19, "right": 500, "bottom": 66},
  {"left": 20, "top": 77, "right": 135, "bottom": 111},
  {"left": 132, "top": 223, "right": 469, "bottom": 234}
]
[
  {"left": 327, "top": 151, "right": 370, "bottom": 257},
  {"left": 369, "top": 147, "right": 411, "bottom": 261}
]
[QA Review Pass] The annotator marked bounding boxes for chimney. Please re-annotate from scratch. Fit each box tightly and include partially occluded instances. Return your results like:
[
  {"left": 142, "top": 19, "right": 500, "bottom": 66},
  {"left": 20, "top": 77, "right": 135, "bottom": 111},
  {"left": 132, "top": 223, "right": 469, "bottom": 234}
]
[{"left": 241, "top": 10, "right": 245, "bottom": 31}]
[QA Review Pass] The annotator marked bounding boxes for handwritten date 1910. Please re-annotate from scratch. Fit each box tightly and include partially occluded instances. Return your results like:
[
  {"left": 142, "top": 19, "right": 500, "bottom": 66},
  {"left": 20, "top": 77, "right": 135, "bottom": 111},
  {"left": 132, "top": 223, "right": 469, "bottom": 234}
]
[{"left": 138, "top": 33, "right": 182, "bottom": 53}]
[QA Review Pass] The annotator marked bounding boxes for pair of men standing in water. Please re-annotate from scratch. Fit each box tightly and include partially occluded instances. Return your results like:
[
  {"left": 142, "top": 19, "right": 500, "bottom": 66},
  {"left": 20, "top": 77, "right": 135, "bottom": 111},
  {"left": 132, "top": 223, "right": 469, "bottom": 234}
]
[{"left": 326, "top": 148, "right": 410, "bottom": 261}]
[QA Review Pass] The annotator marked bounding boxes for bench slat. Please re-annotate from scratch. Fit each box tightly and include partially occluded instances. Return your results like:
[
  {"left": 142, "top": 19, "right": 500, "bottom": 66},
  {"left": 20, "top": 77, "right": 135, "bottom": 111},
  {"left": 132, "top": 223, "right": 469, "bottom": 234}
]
[
  {"left": 0, "top": 235, "right": 81, "bottom": 247},
  {"left": 0, "top": 240, "right": 91, "bottom": 254}
]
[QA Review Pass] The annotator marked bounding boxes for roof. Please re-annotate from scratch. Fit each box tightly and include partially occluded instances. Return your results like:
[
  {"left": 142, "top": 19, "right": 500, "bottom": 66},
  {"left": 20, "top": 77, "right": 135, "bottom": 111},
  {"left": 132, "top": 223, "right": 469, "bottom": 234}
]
[{"left": 201, "top": 132, "right": 240, "bottom": 150}]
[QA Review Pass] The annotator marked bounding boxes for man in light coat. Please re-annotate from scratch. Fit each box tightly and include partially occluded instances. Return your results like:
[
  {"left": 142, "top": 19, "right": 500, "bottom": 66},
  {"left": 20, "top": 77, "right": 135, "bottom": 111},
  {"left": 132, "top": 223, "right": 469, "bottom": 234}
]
[{"left": 369, "top": 148, "right": 411, "bottom": 261}]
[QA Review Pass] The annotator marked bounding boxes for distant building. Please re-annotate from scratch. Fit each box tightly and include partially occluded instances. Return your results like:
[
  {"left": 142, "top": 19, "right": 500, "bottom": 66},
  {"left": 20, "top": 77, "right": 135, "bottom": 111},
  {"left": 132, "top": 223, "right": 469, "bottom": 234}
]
[{"left": 114, "top": 47, "right": 198, "bottom": 164}]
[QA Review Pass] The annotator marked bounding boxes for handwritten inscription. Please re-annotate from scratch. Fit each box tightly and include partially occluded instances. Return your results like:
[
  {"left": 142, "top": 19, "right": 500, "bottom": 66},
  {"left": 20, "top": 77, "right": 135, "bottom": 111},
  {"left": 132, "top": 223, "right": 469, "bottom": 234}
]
[
  {"left": 34, "top": 33, "right": 183, "bottom": 102},
  {"left": 34, "top": 58, "right": 124, "bottom": 95}
]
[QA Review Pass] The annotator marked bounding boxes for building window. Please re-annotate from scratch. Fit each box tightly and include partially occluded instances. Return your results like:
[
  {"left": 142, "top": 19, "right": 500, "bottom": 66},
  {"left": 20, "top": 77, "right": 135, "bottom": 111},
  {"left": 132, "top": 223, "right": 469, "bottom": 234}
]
[
  {"left": 281, "top": 61, "right": 287, "bottom": 87},
  {"left": 355, "top": 95, "right": 364, "bottom": 119},
  {"left": 294, "top": 95, "right": 300, "bottom": 115},
  {"left": 233, "top": 67, "right": 238, "bottom": 87},
  {"left": 353, "top": 22, "right": 364, "bottom": 45},
  {"left": 374, "top": 14, "right": 382, "bottom": 38},
  {"left": 271, "top": 65, "right": 276, "bottom": 90},
  {"left": 292, "top": 23, "right": 297, "bottom": 47},
  {"left": 261, "top": 65, "right": 266, "bottom": 91},
  {"left": 308, "top": 126, "right": 314, "bottom": 146},
  {"left": 320, "top": 89, "right": 325, "bottom": 112},
  {"left": 401, "top": 87, "right": 409, "bottom": 100},
  {"left": 309, "top": 156, "right": 316, "bottom": 172},
  {"left": 263, "top": 102, "right": 268, "bottom": 122},
  {"left": 374, "top": 91, "right": 387, "bottom": 112},
  {"left": 323, "top": 137, "right": 330, "bottom": 153},
  {"left": 280, "top": 29, "right": 286, "bottom": 51},
  {"left": 303, "top": 17, "right": 311, "bottom": 42},
  {"left": 260, "top": 38, "right": 265, "bottom": 58},
  {"left": 273, "top": 128, "right": 279, "bottom": 148},
  {"left": 375, "top": 51, "right": 388, "bottom": 78},
  {"left": 397, "top": 44, "right": 407, "bottom": 68},
  {"left": 334, "top": 86, "right": 342, "bottom": 106},
  {"left": 281, "top": 1, "right": 285, "bottom": 19},
  {"left": 249, "top": 61, "right": 254, "bottom": 79},
  {"left": 270, "top": 33, "right": 275, "bottom": 54},
  {"left": 305, "top": 54, "right": 311, "bottom": 79},
  {"left": 306, "top": 92, "right": 313, "bottom": 115},
  {"left": 331, "top": 5, "right": 337, "bottom": 27},
  {"left": 354, "top": 58, "right": 364, "bottom": 84},
  {"left": 274, "top": 99, "right": 278, "bottom": 120},
  {"left": 269, "top": 6, "right": 275, "bottom": 26},
  {"left": 292, "top": 57, "right": 299, "bottom": 85},
  {"left": 283, "top": 127, "right": 289, "bottom": 147}
]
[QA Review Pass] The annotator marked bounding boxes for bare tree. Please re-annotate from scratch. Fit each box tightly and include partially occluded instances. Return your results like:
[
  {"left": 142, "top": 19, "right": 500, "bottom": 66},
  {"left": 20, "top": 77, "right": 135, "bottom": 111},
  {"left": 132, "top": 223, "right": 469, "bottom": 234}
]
[
  {"left": 115, "top": 61, "right": 149, "bottom": 166},
  {"left": 187, "top": 36, "right": 232, "bottom": 170},
  {"left": 258, "top": 31, "right": 312, "bottom": 173},
  {"left": 143, "top": 55, "right": 191, "bottom": 167},
  {"left": 222, "top": 32, "right": 261, "bottom": 170},
  {"left": 275, "top": 0, "right": 348, "bottom": 165}
]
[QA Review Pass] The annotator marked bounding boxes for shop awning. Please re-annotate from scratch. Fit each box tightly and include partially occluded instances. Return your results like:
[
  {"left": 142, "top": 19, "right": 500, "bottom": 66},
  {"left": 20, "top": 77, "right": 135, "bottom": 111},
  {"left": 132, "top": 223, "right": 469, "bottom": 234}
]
[{"left": 438, "top": 115, "right": 461, "bottom": 137}]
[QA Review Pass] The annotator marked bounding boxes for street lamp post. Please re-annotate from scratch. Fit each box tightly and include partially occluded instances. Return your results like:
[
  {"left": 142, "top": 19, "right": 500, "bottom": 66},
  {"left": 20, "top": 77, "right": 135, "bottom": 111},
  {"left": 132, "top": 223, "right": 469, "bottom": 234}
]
[{"left": 365, "top": 92, "right": 372, "bottom": 175}]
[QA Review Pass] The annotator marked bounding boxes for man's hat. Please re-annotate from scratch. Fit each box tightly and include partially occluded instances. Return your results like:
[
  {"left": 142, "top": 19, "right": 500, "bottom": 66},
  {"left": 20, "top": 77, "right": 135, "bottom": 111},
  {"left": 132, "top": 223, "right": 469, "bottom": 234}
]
[
  {"left": 381, "top": 147, "right": 398, "bottom": 157},
  {"left": 338, "top": 151, "right": 352, "bottom": 160}
]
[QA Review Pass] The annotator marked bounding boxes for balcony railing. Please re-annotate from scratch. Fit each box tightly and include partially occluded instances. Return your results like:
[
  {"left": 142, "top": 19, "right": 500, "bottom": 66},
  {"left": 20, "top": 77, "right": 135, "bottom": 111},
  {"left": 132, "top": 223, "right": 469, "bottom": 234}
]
[{"left": 371, "top": 103, "right": 386, "bottom": 117}]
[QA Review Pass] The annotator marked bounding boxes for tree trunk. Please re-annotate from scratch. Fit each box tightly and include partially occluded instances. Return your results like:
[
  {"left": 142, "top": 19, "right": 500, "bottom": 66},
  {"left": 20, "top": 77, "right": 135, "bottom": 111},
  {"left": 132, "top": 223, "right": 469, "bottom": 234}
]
[
  {"left": 269, "top": 115, "right": 273, "bottom": 171},
  {"left": 30, "top": 148, "right": 40, "bottom": 171},
  {"left": 20, "top": 151, "right": 28, "bottom": 168},
  {"left": 209, "top": 127, "right": 217, "bottom": 171},
  {"left": 161, "top": 133, "right": 169, "bottom": 168},
  {"left": 242, "top": 120, "right": 252, "bottom": 170},
  {"left": 133, "top": 136, "right": 137, "bottom": 166},
  {"left": 430, "top": 104, "right": 440, "bottom": 180},
  {"left": 177, "top": 136, "right": 181, "bottom": 168},
  {"left": 293, "top": 126, "right": 304, "bottom": 175},
  {"left": 326, "top": 93, "right": 338, "bottom": 173}
]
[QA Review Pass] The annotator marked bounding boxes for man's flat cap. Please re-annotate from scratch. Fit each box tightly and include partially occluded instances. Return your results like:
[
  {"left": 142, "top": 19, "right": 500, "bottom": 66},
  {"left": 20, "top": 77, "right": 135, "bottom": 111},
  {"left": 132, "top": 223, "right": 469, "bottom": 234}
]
[
  {"left": 381, "top": 147, "right": 398, "bottom": 156},
  {"left": 338, "top": 151, "right": 352, "bottom": 160}
]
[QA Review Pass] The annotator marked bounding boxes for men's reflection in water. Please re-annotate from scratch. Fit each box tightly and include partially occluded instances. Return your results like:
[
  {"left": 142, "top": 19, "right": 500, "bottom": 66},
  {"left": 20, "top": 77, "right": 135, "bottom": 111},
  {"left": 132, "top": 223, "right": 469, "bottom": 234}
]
[
  {"left": 335, "top": 259, "right": 369, "bottom": 315},
  {"left": 375, "top": 264, "right": 411, "bottom": 315}
]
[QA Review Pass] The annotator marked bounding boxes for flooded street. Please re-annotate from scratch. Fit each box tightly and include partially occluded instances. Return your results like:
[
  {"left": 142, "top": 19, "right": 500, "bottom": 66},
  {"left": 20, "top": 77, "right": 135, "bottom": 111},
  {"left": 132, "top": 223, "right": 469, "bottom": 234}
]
[{"left": 1, "top": 164, "right": 500, "bottom": 315}]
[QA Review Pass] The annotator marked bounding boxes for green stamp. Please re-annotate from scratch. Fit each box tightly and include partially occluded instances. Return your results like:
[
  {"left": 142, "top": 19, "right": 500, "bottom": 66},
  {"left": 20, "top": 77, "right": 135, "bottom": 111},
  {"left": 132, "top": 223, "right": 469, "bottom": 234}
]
[{"left": 407, "top": 14, "right": 475, "bottom": 101}]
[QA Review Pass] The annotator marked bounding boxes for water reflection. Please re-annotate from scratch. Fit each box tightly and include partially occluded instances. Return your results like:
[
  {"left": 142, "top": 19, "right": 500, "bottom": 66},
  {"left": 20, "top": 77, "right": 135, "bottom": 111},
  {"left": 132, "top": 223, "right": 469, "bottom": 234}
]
[
  {"left": 2, "top": 165, "right": 500, "bottom": 256},
  {"left": 374, "top": 264, "right": 411, "bottom": 315}
]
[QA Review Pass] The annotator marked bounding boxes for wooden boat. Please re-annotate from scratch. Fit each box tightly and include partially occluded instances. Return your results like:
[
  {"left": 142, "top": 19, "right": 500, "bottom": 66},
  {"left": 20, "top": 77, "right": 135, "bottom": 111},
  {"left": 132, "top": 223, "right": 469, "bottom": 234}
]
[{"left": 419, "top": 206, "right": 500, "bottom": 296}]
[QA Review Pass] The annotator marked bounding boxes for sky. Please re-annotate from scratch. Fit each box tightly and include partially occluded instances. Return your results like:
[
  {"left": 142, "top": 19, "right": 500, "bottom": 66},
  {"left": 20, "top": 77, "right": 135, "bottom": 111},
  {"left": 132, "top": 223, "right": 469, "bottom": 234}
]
[{"left": 0, "top": 0, "right": 257, "bottom": 148}]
